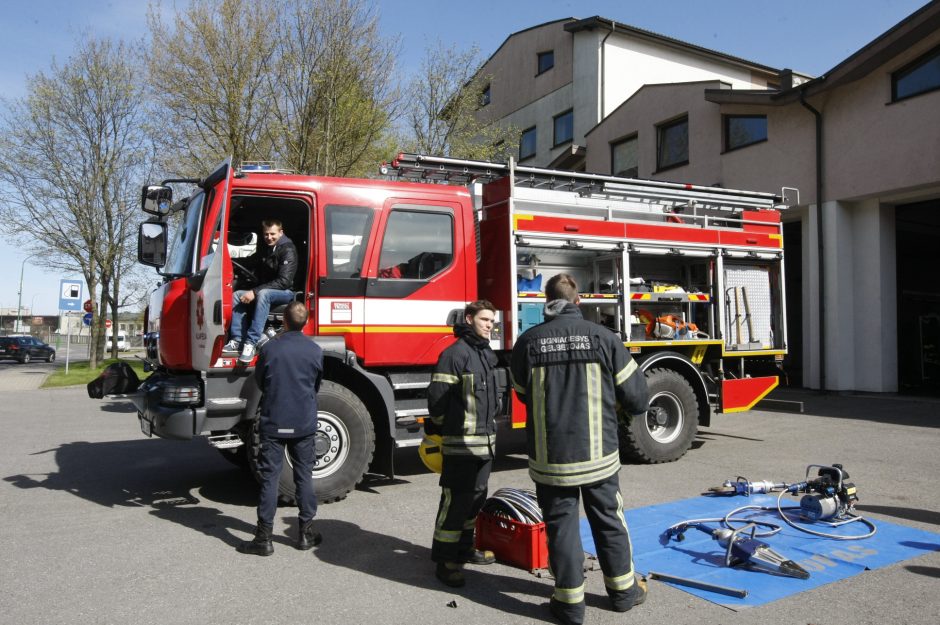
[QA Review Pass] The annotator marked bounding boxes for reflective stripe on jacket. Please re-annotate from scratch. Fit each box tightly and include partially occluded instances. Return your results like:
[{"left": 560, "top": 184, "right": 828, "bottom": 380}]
[
  {"left": 427, "top": 324, "right": 498, "bottom": 458},
  {"left": 510, "top": 302, "right": 649, "bottom": 486}
]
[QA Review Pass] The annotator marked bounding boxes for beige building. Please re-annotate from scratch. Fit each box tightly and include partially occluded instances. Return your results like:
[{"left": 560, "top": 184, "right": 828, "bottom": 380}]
[
  {"left": 475, "top": 17, "right": 797, "bottom": 170},
  {"left": 477, "top": 3, "right": 940, "bottom": 393}
]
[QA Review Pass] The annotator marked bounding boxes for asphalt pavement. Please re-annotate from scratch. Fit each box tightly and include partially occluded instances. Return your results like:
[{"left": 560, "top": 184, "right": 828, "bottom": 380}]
[{"left": 0, "top": 378, "right": 938, "bottom": 625}]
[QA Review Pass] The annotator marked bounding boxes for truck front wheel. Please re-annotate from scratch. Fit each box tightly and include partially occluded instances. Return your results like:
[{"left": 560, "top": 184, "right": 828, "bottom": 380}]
[
  {"left": 252, "top": 381, "right": 375, "bottom": 505},
  {"left": 620, "top": 368, "right": 698, "bottom": 464}
]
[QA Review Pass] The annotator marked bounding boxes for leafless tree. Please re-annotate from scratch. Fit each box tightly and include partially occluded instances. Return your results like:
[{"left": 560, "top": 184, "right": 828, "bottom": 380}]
[
  {"left": 405, "top": 41, "right": 518, "bottom": 160},
  {"left": 0, "top": 37, "right": 151, "bottom": 366}
]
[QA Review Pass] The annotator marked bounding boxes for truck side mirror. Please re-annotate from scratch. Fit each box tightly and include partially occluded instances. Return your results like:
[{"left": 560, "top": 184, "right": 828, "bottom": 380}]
[
  {"left": 141, "top": 185, "right": 173, "bottom": 216},
  {"left": 139, "top": 222, "right": 168, "bottom": 268}
]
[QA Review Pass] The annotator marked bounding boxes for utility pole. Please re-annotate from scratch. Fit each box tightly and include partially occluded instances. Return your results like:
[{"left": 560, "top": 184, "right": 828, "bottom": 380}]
[{"left": 16, "top": 254, "right": 37, "bottom": 333}]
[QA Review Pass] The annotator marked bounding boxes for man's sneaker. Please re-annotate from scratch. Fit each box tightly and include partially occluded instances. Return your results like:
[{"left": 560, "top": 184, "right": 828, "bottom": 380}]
[
  {"left": 238, "top": 342, "right": 256, "bottom": 363},
  {"left": 434, "top": 561, "right": 465, "bottom": 588},
  {"left": 222, "top": 339, "right": 241, "bottom": 354},
  {"left": 457, "top": 549, "right": 496, "bottom": 565}
]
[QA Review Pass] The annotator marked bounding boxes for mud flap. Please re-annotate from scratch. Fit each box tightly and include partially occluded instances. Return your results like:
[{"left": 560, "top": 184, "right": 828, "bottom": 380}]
[{"left": 720, "top": 376, "right": 778, "bottom": 413}]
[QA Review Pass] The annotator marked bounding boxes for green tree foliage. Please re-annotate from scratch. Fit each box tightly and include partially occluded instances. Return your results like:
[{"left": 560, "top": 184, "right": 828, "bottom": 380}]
[
  {"left": 148, "top": 0, "right": 399, "bottom": 177},
  {"left": 269, "top": 0, "right": 400, "bottom": 176},
  {"left": 147, "top": 0, "right": 279, "bottom": 175}
]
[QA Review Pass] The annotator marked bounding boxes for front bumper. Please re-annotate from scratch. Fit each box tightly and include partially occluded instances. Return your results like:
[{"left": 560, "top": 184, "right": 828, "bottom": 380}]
[{"left": 132, "top": 373, "right": 206, "bottom": 440}]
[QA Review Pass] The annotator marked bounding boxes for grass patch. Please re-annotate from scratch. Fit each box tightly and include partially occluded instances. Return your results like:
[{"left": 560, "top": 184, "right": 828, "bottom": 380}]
[{"left": 42, "top": 358, "right": 148, "bottom": 389}]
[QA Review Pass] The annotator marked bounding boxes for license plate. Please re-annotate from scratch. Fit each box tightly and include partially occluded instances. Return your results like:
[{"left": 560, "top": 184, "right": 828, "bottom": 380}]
[{"left": 139, "top": 415, "right": 152, "bottom": 437}]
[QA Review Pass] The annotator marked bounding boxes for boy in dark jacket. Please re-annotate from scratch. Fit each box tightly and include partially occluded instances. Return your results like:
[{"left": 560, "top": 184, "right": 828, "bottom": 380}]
[
  {"left": 224, "top": 219, "right": 298, "bottom": 363},
  {"left": 426, "top": 300, "right": 499, "bottom": 587}
]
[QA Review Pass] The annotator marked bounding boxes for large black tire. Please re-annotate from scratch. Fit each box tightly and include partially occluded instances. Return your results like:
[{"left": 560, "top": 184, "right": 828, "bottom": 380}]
[
  {"left": 47, "top": 352, "right": 55, "bottom": 363},
  {"left": 20, "top": 352, "right": 31, "bottom": 364},
  {"left": 620, "top": 368, "right": 698, "bottom": 464},
  {"left": 249, "top": 381, "right": 375, "bottom": 505}
]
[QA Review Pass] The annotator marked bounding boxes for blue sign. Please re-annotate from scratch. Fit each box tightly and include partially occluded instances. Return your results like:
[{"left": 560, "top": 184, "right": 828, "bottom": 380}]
[
  {"left": 59, "top": 280, "right": 83, "bottom": 311},
  {"left": 83, "top": 312, "right": 93, "bottom": 326}
]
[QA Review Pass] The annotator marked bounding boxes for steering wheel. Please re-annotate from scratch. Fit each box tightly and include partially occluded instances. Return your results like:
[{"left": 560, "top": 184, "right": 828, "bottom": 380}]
[{"left": 231, "top": 259, "right": 257, "bottom": 284}]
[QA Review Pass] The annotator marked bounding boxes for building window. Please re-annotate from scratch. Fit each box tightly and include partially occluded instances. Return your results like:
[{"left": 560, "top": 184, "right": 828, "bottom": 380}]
[
  {"left": 553, "top": 109, "right": 573, "bottom": 147},
  {"left": 519, "top": 126, "right": 537, "bottom": 160},
  {"left": 656, "top": 116, "right": 689, "bottom": 171},
  {"left": 611, "top": 135, "right": 638, "bottom": 178},
  {"left": 481, "top": 84, "right": 491, "bottom": 106},
  {"left": 724, "top": 115, "right": 768, "bottom": 151},
  {"left": 893, "top": 44, "right": 940, "bottom": 101},
  {"left": 537, "top": 50, "right": 554, "bottom": 75}
]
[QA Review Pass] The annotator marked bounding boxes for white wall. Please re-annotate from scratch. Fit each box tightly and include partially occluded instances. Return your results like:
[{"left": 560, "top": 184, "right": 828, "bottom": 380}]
[
  {"left": 601, "top": 35, "right": 769, "bottom": 118},
  {"left": 806, "top": 199, "right": 898, "bottom": 392}
]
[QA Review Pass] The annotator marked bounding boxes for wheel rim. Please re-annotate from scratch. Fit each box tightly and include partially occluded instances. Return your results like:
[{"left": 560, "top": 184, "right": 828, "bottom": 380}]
[
  {"left": 646, "top": 390, "right": 684, "bottom": 444},
  {"left": 311, "top": 411, "right": 351, "bottom": 479}
]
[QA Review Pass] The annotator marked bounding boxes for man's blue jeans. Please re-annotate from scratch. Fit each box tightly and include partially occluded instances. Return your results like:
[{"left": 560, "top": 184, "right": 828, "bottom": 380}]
[{"left": 230, "top": 288, "right": 294, "bottom": 345}]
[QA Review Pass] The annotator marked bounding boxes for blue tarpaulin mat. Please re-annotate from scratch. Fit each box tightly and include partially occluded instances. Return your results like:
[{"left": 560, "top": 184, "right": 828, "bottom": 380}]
[{"left": 579, "top": 494, "right": 940, "bottom": 609}]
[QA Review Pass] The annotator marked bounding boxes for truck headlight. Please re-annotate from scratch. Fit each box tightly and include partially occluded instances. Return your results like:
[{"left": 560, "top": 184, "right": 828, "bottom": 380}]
[{"left": 161, "top": 384, "right": 202, "bottom": 406}]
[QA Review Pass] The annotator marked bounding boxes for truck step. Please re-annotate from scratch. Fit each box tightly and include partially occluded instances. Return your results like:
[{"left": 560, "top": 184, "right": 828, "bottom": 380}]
[
  {"left": 389, "top": 371, "right": 432, "bottom": 390},
  {"left": 207, "top": 433, "right": 244, "bottom": 449}
]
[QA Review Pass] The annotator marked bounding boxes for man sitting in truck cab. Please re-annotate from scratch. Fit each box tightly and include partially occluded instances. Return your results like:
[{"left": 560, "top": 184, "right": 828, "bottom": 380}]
[{"left": 223, "top": 219, "right": 298, "bottom": 364}]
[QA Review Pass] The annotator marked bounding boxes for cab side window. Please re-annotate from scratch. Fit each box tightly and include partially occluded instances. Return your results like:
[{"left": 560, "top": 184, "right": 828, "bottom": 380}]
[
  {"left": 378, "top": 209, "right": 453, "bottom": 279},
  {"left": 326, "top": 205, "right": 373, "bottom": 278}
]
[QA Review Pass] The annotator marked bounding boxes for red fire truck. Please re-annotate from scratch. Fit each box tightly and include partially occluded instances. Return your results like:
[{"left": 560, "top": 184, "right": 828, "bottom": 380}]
[{"left": 130, "top": 154, "right": 791, "bottom": 503}]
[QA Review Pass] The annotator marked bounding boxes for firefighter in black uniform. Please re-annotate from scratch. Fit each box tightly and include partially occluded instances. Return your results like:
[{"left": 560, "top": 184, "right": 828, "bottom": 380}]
[
  {"left": 426, "top": 300, "right": 500, "bottom": 587},
  {"left": 510, "top": 274, "right": 650, "bottom": 625},
  {"left": 237, "top": 300, "right": 323, "bottom": 556}
]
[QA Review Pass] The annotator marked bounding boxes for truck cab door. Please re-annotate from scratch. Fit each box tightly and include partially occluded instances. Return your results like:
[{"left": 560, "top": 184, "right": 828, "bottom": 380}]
[
  {"left": 191, "top": 158, "right": 234, "bottom": 370},
  {"left": 361, "top": 200, "right": 471, "bottom": 366}
]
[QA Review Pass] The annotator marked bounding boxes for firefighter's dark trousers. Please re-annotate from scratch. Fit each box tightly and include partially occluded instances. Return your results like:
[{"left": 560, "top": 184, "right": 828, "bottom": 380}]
[
  {"left": 536, "top": 473, "right": 641, "bottom": 621},
  {"left": 256, "top": 433, "right": 318, "bottom": 526},
  {"left": 431, "top": 454, "right": 492, "bottom": 563}
]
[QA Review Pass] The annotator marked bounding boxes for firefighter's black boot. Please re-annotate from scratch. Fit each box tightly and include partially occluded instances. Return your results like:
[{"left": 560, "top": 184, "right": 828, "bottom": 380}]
[
  {"left": 237, "top": 522, "right": 274, "bottom": 556},
  {"left": 297, "top": 519, "right": 322, "bottom": 550}
]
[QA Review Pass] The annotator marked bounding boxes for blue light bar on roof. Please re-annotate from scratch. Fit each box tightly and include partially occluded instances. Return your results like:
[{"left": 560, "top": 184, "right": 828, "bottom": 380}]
[{"left": 240, "top": 161, "right": 275, "bottom": 171}]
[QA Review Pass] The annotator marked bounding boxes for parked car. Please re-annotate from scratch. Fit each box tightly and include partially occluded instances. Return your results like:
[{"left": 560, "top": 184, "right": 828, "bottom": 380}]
[
  {"left": 106, "top": 334, "right": 128, "bottom": 352},
  {"left": 0, "top": 336, "right": 56, "bottom": 364}
]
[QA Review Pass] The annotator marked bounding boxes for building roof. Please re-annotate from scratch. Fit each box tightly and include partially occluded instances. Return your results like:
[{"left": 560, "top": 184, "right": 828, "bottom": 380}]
[
  {"left": 564, "top": 16, "right": 783, "bottom": 76},
  {"left": 479, "top": 18, "right": 574, "bottom": 70},
  {"left": 705, "top": 0, "right": 940, "bottom": 105},
  {"left": 479, "top": 15, "right": 784, "bottom": 78}
]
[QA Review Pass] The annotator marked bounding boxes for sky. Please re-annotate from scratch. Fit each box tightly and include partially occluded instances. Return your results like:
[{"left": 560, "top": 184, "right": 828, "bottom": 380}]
[{"left": 0, "top": 0, "right": 930, "bottom": 316}]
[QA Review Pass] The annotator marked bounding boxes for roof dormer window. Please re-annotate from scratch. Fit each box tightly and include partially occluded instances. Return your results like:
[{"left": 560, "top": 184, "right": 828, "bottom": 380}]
[{"left": 537, "top": 50, "right": 554, "bottom": 75}]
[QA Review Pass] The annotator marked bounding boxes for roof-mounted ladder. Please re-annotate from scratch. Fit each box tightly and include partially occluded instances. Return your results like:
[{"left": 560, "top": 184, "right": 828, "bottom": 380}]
[{"left": 381, "top": 153, "right": 795, "bottom": 217}]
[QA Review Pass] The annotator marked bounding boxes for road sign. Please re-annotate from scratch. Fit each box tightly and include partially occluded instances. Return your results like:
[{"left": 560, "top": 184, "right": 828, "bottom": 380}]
[
  {"left": 105, "top": 319, "right": 112, "bottom": 329},
  {"left": 83, "top": 313, "right": 92, "bottom": 326},
  {"left": 83, "top": 299, "right": 93, "bottom": 313},
  {"left": 59, "top": 280, "right": 83, "bottom": 311}
]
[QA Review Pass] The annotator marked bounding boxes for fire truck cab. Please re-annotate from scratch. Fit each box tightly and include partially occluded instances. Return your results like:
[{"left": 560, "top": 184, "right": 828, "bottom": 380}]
[{"left": 131, "top": 155, "right": 792, "bottom": 504}]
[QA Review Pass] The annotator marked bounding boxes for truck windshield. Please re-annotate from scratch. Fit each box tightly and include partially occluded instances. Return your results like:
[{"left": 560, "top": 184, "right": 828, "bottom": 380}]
[{"left": 163, "top": 191, "right": 206, "bottom": 276}]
